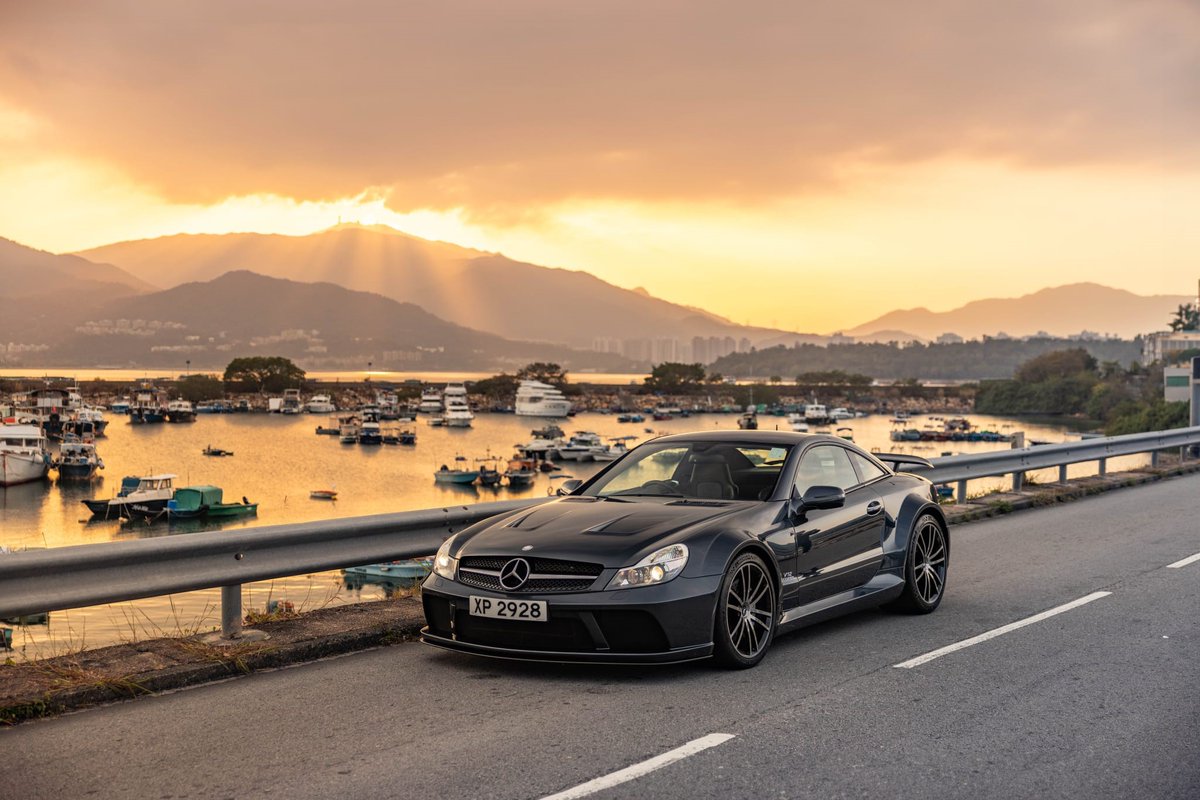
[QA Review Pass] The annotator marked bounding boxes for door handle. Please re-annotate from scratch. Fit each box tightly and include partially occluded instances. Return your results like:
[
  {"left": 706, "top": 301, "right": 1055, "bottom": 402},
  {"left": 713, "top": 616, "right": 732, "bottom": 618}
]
[{"left": 866, "top": 500, "right": 883, "bottom": 516}]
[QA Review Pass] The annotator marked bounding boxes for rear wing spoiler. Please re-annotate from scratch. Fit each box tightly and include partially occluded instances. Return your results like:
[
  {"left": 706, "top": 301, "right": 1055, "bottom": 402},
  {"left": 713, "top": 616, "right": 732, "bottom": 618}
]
[{"left": 872, "top": 452, "right": 933, "bottom": 472}]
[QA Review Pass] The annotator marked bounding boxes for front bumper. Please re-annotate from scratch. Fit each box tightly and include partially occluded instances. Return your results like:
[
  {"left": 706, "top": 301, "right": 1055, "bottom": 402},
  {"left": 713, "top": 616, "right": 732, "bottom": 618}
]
[{"left": 420, "top": 572, "right": 722, "bottom": 664}]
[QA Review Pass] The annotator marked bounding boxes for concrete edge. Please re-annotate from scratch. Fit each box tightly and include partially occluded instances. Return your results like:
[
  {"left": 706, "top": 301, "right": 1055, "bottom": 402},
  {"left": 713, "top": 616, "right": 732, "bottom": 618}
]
[{"left": 3, "top": 459, "right": 1199, "bottom": 724}]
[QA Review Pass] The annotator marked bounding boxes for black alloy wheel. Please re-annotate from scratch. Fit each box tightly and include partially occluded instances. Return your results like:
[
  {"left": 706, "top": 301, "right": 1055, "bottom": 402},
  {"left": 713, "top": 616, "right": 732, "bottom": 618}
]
[
  {"left": 892, "top": 513, "right": 948, "bottom": 613},
  {"left": 713, "top": 552, "right": 776, "bottom": 668}
]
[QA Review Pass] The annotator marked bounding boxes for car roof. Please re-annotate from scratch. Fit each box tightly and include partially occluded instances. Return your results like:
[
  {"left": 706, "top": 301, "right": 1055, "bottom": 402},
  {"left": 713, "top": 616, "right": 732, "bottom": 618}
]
[{"left": 648, "top": 430, "right": 856, "bottom": 449}]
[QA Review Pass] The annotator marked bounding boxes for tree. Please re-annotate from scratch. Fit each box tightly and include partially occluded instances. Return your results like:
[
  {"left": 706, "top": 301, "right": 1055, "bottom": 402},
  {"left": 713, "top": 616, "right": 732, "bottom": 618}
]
[
  {"left": 175, "top": 374, "right": 225, "bottom": 403},
  {"left": 644, "top": 362, "right": 706, "bottom": 392},
  {"left": 1014, "top": 348, "right": 1097, "bottom": 383},
  {"left": 1168, "top": 303, "right": 1200, "bottom": 332},
  {"left": 517, "top": 362, "right": 567, "bottom": 388},
  {"left": 471, "top": 373, "right": 519, "bottom": 398},
  {"left": 223, "top": 356, "right": 306, "bottom": 393}
]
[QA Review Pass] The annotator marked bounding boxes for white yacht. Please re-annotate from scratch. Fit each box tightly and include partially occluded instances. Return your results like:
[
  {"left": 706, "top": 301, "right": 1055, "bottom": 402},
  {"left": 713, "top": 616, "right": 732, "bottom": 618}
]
[
  {"left": 804, "top": 404, "right": 830, "bottom": 425},
  {"left": 515, "top": 380, "right": 571, "bottom": 417},
  {"left": 443, "top": 383, "right": 475, "bottom": 428},
  {"left": 0, "top": 424, "right": 51, "bottom": 486},
  {"left": 557, "top": 431, "right": 604, "bottom": 461},
  {"left": 418, "top": 388, "right": 443, "bottom": 414},
  {"left": 280, "top": 388, "right": 303, "bottom": 415},
  {"left": 307, "top": 394, "right": 337, "bottom": 414}
]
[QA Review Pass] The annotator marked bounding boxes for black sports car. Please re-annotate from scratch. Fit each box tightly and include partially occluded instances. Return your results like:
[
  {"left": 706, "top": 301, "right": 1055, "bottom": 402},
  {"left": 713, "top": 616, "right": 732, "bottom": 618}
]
[{"left": 421, "top": 431, "right": 949, "bottom": 668}]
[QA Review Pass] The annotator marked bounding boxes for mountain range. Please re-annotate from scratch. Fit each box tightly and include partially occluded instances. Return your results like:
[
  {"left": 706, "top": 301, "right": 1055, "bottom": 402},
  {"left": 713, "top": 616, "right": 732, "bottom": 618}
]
[
  {"left": 77, "top": 225, "right": 792, "bottom": 349},
  {"left": 845, "top": 283, "right": 1191, "bottom": 341}
]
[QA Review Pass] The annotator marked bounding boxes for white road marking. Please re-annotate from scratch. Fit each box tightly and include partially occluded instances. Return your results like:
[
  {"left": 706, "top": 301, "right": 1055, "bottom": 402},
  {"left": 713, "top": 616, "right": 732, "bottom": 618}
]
[
  {"left": 1166, "top": 552, "right": 1200, "bottom": 569},
  {"left": 893, "top": 591, "right": 1112, "bottom": 669},
  {"left": 539, "top": 733, "right": 736, "bottom": 800}
]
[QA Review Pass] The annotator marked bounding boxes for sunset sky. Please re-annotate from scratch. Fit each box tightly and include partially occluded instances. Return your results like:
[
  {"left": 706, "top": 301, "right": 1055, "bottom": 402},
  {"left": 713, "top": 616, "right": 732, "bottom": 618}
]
[{"left": 1, "top": 0, "right": 1196, "bottom": 332}]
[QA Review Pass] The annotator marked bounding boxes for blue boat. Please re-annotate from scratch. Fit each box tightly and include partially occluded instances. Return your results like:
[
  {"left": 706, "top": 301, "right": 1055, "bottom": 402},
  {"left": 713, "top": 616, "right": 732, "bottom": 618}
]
[{"left": 434, "top": 456, "right": 479, "bottom": 485}]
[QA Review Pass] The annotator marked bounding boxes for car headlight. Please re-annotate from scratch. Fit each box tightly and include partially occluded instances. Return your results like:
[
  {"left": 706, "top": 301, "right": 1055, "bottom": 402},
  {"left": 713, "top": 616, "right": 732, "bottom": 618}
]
[
  {"left": 433, "top": 537, "right": 458, "bottom": 580},
  {"left": 607, "top": 544, "right": 689, "bottom": 590}
]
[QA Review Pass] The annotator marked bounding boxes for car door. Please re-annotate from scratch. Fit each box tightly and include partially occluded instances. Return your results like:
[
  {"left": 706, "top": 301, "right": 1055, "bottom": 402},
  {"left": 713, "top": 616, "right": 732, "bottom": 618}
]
[{"left": 790, "top": 444, "right": 886, "bottom": 606}]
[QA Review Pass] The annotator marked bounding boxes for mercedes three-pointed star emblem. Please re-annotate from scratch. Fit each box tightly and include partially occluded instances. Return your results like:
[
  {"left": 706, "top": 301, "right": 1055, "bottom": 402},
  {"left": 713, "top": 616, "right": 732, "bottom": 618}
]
[{"left": 499, "top": 557, "right": 532, "bottom": 590}]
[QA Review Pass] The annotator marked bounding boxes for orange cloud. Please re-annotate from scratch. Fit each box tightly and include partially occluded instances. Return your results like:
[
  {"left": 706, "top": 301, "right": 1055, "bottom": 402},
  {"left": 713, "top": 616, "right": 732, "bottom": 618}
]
[{"left": 1, "top": 0, "right": 1196, "bottom": 219}]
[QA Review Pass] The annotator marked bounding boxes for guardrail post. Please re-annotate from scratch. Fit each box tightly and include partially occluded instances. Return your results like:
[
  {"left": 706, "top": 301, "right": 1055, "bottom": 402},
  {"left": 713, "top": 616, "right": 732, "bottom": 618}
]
[
  {"left": 957, "top": 479, "right": 967, "bottom": 504},
  {"left": 221, "top": 585, "right": 242, "bottom": 639},
  {"left": 1098, "top": 458, "right": 1107, "bottom": 476},
  {"left": 1058, "top": 464, "right": 1068, "bottom": 483},
  {"left": 1151, "top": 450, "right": 1159, "bottom": 468},
  {"left": 1011, "top": 432, "right": 1025, "bottom": 491}
]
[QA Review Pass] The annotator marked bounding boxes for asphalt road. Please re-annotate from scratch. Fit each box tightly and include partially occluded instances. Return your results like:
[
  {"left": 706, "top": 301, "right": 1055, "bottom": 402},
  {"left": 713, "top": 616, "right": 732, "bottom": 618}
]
[{"left": 4, "top": 475, "right": 1198, "bottom": 800}]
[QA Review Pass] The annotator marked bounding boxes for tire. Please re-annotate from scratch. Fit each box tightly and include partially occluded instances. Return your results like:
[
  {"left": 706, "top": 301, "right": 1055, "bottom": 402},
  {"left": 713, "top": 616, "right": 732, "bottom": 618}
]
[
  {"left": 712, "top": 551, "right": 777, "bottom": 669},
  {"left": 890, "top": 513, "right": 948, "bottom": 614}
]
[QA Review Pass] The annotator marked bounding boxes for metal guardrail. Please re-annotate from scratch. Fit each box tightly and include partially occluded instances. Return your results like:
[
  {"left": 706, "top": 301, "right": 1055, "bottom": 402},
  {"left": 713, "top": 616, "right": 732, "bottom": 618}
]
[
  {"left": 2, "top": 426, "right": 1198, "bottom": 641},
  {"left": 909, "top": 425, "right": 1200, "bottom": 502},
  {"left": 0, "top": 497, "right": 543, "bottom": 636}
]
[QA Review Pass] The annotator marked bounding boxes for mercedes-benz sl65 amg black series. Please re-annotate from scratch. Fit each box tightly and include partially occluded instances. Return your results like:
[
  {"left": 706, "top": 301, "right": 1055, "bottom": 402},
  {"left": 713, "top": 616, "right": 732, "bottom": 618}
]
[{"left": 420, "top": 431, "right": 949, "bottom": 668}]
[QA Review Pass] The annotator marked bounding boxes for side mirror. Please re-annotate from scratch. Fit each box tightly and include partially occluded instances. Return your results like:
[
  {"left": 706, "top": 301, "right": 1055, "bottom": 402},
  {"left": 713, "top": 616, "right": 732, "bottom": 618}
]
[
  {"left": 790, "top": 484, "right": 845, "bottom": 516},
  {"left": 556, "top": 479, "right": 583, "bottom": 496}
]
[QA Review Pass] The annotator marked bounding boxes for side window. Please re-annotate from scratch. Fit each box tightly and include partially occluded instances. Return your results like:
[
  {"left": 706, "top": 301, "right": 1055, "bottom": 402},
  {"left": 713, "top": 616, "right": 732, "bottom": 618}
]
[
  {"left": 795, "top": 445, "right": 859, "bottom": 492},
  {"left": 850, "top": 451, "right": 887, "bottom": 483}
]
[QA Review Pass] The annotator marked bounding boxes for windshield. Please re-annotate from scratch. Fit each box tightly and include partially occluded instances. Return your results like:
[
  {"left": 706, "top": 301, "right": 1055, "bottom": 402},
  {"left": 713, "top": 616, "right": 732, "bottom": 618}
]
[{"left": 583, "top": 440, "right": 792, "bottom": 501}]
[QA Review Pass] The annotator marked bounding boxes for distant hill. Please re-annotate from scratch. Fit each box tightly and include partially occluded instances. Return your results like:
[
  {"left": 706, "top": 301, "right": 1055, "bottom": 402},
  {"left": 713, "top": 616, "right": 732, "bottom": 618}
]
[
  {"left": 75, "top": 225, "right": 805, "bottom": 348},
  {"left": 844, "top": 283, "right": 1192, "bottom": 340},
  {"left": 0, "top": 237, "right": 154, "bottom": 343},
  {"left": 36, "top": 270, "right": 633, "bottom": 371}
]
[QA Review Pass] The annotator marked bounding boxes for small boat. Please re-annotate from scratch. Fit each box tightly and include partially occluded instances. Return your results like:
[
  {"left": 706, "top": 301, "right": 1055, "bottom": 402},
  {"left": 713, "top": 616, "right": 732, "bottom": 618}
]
[
  {"left": 836, "top": 426, "right": 855, "bottom": 442},
  {"left": 556, "top": 432, "right": 603, "bottom": 461},
  {"left": 206, "top": 494, "right": 258, "bottom": 518},
  {"left": 503, "top": 458, "right": 537, "bottom": 488},
  {"left": 590, "top": 437, "right": 634, "bottom": 462},
  {"left": 786, "top": 413, "right": 809, "bottom": 433},
  {"left": 738, "top": 411, "right": 758, "bottom": 430},
  {"left": 397, "top": 429, "right": 417, "bottom": 445},
  {"left": 310, "top": 489, "right": 338, "bottom": 500},
  {"left": 435, "top": 456, "right": 479, "bottom": 485},
  {"left": 81, "top": 474, "right": 169, "bottom": 518},
  {"left": 476, "top": 453, "right": 504, "bottom": 487},
  {"left": 166, "top": 485, "right": 221, "bottom": 519},
  {"left": 113, "top": 474, "right": 177, "bottom": 521},
  {"left": 166, "top": 400, "right": 197, "bottom": 423},
  {"left": 54, "top": 438, "right": 104, "bottom": 480},
  {"left": 358, "top": 420, "right": 383, "bottom": 445},
  {"left": 829, "top": 407, "right": 854, "bottom": 421},
  {"left": 338, "top": 416, "right": 360, "bottom": 444},
  {"left": 202, "top": 445, "right": 234, "bottom": 457},
  {"left": 427, "top": 415, "right": 446, "bottom": 427},
  {"left": 306, "top": 394, "right": 337, "bottom": 414},
  {"left": 315, "top": 425, "right": 340, "bottom": 435}
]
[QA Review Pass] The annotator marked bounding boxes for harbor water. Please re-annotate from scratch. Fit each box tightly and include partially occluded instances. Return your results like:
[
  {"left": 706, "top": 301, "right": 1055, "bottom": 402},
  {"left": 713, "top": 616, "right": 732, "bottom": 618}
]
[{"left": 1, "top": 410, "right": 1143, "bottom": 659}]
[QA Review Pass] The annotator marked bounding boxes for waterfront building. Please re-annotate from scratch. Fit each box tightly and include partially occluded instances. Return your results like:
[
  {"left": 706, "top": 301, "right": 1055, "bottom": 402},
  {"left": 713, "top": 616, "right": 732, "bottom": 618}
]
[{"left": 1143, "top": 330, "right": 1200, "bottom": 365}]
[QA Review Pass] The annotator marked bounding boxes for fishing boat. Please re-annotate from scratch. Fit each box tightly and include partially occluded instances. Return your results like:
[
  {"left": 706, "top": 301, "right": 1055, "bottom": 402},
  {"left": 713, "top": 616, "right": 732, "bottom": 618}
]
[
  {"left": 804, "top": 404, "right": 830, "bottom": 425},
  {"left": 202, "top": 445, "right": 234, "bottom": 456},
  {"left": 166, "top": 485, "right": 221, "bottom": 519},
  {"left": 434, "top": 456, "right": 479, "bottom": 485},
  {"left": 338, "top": 416, "right": 361, "bottom": 443},
  {"left": 0, "top": 424, "right": 51, "bottom": 486},
  {"left": 358, "top": 420, "right": 383, "bottom": 445},
  {"left": 738, "top": 410, "right": 758, "bottom": 430},
  {"left": 54, "top": 438, "right": 104, "bottom": 480},
  {"left": 84, "top": 474, "right": 175, "bottom": 520},
  {"left": 166, "top": 400, "right": 197, "bottom": 423},
  {"left": 129, "top": 385, "right": 168, "bottom": 424},
  {"left": 310, "top": 488, "right": 338, "bottom": 500},
  {"left": 397, "top": 429, "right": 417, "bottom": 445},
  {"left": 280, "top": 388, "right": 303, "bottom": 415},
  {"left": 503, "top": 457, "right": 537, "bottom": 488}
]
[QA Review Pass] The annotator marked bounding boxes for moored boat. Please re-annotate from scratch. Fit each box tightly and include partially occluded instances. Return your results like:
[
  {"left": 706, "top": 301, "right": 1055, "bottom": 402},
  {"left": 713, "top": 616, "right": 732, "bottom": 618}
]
[
  {"left": 54, "top": 438, "right": 104, "bottom": 480},
  {"left": 435, "top": 456, "right": 479, "bottom": 485},
  {"left": 202, "top": 445, "right": 234, "bottom": 456},
  {"left": 93, "top": 474, "right": 175, "bottom": 520},
  {"left": 306, "top": 394, "right": 337, "bottom": 414},
  {"left": 166, "top": 400, "right": 197, "bottom": 423},
  {"left": 0, "top": 424, "right": 51, "bottom": 486},
  {"left": 515, "top": 380, "right": 571, "bottom": 417},
  {"left": 310, "top": 488, "right": 338, "bottom": 500},
  {"left": 503, "top": 457, "right": 537, "bottom": 488}
]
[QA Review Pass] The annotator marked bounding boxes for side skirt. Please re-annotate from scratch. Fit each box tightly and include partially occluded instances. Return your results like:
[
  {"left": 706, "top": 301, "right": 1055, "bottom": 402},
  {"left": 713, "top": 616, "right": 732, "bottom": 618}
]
[{"left": 777, "top": 574, "right": 905, "bottom": 633}]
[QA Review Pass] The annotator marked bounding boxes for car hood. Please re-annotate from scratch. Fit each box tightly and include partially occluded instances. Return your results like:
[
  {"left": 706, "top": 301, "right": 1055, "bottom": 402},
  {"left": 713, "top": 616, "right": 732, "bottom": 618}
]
[{"left": 454, "top": 497, "right": 751, "bottom": 567}]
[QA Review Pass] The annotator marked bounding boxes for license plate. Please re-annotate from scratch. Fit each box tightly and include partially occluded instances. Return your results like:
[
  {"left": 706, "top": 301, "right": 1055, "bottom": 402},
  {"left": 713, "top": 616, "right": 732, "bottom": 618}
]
[{"left": 468, "top": 596, "right": 547, "bottom": 623}]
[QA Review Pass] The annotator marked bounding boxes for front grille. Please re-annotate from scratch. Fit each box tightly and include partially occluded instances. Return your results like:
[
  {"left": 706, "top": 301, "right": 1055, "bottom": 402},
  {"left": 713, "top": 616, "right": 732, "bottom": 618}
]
[
  {"left": 460, "top": 556, "right": 603, "bottom": 576},
  {"left": 454, "top": 612, "right": 594, "bottom": 651},
  {"left": 457, "top": 555, "right": 603, "bottom": 593}
]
